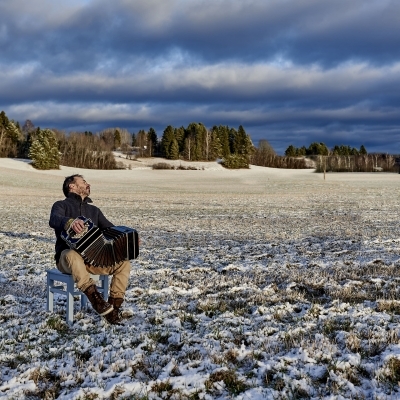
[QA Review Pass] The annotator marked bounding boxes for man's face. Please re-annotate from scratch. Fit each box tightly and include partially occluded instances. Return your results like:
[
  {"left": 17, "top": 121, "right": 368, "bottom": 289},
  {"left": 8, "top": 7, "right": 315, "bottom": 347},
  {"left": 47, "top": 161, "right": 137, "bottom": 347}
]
[{"left": 69, "top": 177, "right": 90, "bottom": 198}]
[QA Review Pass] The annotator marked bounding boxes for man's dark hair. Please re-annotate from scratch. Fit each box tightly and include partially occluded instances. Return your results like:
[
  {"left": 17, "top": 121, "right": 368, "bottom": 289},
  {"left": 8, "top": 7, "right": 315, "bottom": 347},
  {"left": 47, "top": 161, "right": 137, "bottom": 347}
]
[{"left": 63, "top": 174, "right": 83, "bottom": 197}]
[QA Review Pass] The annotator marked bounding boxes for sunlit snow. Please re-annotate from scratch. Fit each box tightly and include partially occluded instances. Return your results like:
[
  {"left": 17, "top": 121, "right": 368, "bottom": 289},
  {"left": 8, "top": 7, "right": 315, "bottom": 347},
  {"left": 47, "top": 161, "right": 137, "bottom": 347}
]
[{"left": 1, "top": 158, "right": 400, "bottom": 399}]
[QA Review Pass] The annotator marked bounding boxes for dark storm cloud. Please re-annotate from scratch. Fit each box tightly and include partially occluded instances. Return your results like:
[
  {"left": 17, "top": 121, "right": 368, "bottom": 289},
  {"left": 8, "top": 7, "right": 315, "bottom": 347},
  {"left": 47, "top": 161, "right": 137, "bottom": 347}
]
[
  {"left": 2, "top": 62, "right": 400, "bottom": 107},
  {"left": 1, "top": 0, "right": 400, "bottom": 153},
  {"left": 2, "top": 0, "right": 400, "bottom": 68}
]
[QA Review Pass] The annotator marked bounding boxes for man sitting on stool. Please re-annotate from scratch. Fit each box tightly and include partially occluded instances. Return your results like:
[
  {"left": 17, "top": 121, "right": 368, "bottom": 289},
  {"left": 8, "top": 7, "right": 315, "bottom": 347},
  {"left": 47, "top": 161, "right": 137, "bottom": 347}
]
[{"left": 49, "top": 174, "right": 130, "bottom": 325}]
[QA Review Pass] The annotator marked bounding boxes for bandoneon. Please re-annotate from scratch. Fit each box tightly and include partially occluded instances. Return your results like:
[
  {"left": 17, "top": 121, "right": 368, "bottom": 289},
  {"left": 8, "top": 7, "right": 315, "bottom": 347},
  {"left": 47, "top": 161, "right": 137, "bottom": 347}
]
[{"left": 61, "top": 216, "right": 139, "bottom": 267}]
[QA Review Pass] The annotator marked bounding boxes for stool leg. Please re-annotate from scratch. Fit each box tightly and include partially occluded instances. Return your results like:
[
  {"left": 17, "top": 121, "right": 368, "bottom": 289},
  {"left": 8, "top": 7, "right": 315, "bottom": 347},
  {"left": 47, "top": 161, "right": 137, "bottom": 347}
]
[
  {"left": 103, "top": 275, "right": 109, "bottom": 302},
  {"left": 81, "top": 292, "right": 88, "bottom": 309},
  {"left": 47, "top": 276, "right": 54, "bottom": 312},
  {"left": 66, "top": 279, "right": 75, "bottom": 325}
]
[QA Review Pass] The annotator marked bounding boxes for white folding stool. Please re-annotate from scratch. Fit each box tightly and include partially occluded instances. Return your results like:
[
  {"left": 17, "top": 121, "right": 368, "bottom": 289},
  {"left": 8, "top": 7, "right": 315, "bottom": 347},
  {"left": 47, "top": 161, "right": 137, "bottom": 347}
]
[{"left": 46, "top": 268, "right": 110, "bottom": 325}]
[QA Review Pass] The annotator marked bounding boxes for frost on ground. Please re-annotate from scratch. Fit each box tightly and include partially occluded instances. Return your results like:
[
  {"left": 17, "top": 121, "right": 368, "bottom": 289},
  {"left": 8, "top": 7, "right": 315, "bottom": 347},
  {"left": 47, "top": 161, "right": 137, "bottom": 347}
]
[{"left": 1, "top": 161, "right": 400, "bottom": 399}]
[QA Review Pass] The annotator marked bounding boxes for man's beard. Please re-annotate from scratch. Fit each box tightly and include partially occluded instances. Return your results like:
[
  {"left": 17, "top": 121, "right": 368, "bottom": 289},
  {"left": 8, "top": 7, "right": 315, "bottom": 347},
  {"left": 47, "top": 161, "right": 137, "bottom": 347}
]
[{"left": 79, "top": 187, "right": 90, "bottom": 197}]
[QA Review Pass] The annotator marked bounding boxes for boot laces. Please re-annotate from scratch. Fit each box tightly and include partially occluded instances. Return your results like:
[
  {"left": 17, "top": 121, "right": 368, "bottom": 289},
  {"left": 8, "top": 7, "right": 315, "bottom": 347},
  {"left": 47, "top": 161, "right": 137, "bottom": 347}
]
[{"left": 92, "top": 290, "right": 104, "bottom": 303}]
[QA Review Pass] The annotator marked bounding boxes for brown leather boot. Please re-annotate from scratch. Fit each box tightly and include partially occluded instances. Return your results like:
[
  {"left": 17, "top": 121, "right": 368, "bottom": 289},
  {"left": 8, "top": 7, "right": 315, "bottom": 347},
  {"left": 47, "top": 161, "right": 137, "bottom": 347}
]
[
  {"left": 84, "top": 285, "right": 113, "bottom": 316},
  {"left": 104, "top": 297, "right": 124, "bottom": 325}
]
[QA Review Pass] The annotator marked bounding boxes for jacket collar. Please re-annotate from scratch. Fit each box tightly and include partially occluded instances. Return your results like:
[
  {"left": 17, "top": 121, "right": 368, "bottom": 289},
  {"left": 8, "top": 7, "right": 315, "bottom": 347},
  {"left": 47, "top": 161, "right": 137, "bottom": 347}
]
[{"left": 66, "top": 192, "right": 93, "bottom": 203}]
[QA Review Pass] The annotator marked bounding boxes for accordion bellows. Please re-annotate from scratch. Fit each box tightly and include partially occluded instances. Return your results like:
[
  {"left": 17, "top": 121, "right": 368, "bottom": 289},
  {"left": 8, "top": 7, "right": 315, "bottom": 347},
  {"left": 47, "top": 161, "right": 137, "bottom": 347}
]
[{"left": 61, "top": 216, "right": 139, "bottom": 267}]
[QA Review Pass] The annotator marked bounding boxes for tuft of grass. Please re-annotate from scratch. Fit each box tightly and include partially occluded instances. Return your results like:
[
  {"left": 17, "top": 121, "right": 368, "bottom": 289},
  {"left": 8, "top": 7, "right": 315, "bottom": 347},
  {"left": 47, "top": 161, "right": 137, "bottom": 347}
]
[
  {"left": 271, "top": 376, "right": 285, "bottom": 391},
  {"left": 170, "top": 363, "right": 182, "bottom": 377},
  {"left": 345, "top": 368, "right": 361, "bottom": 386},
  {"left": 360, "top": 341, "right": 386, "bottom": 358},
  {"left": 77, "top": 390, "right": 99, "bottom": 400},
  {"left": 150, "top": 379, "right": 183, "bottom": 398},
  {"left": 205, "top": 369, "right": 248, "bottom": 396},
  {"left": 196, "top": 299, "right": 228, "bottom": 317},
  {"left": 306, "top": 303, "right": 322, "bottom": 318},
  {"left": 75, "top": 349, "right": 92, "bottom": 362},
  {"left": 130, "top": 356, "right": 166, "bottom": 380},
  {"left": 151, "top": 380, "right": 173, "bottom": 393},
  {"left": 322, "top": 317, "right": 351, "bottom": 337},
  {"left": 386, "top": 357, "right": 400, "bottom": 384},
  {"left": 46, "top": 315, "right": 69, "bottom": 333},
  {"left": 377, "top": 300, "right": 400, "bottom": 314},
  {"left": 282, "top": 330, "right": 304, "bottom": 351},
  {"left": 148, "top": 330, "right": 170, "bottom": 345},
  {"left": 5, "top": 354, "right": 31, "bottom": 369},
  {"left": 287, "top": 384, "right": 311, "bottom": 399},
  {"left": 110, "top": 385, "right": 125, "bottom": 400},
  {"left": 148, "top": 315, "right": 163, "bottom": 325},
  {"left": 179, "top": 312, "right": 197, "bottom": 329},
  {"left": 224, "top": 349, "right": 239, "bottom": 364},
  {"left": 263, "top": 368, "right": 275, "bottom": 387},
  {"left": 345, "top": 331, "right": 361, "bottom": 353},
  {"left": 131, "top": 358, "right": 152, "bottom": 379},
  {"left": 27, "top": 368, "right": 62, "bottom": 399}
]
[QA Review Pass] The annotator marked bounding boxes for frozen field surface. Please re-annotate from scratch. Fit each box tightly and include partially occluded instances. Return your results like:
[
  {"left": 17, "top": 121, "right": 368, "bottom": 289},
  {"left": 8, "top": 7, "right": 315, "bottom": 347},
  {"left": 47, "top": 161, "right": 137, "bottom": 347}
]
[{"left": 1, "top": 159, "right": 400, "bottom": 399}]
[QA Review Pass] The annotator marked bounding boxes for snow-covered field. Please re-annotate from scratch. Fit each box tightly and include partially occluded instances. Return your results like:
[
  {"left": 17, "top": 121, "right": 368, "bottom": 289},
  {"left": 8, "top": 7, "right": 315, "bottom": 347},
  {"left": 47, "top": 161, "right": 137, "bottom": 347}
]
[{"left": 1, "top": 158, "right": 400, "bottom": 399}]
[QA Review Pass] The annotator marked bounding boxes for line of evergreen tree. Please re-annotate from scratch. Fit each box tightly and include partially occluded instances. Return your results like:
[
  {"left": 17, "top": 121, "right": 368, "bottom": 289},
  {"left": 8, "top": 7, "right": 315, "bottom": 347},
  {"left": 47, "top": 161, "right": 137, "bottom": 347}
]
[
  {"left": 159, "top": 123, "right": 254, "bottom": 167},
  {"left": 285, "top": 142, "right": 368, "bottom": 156}
]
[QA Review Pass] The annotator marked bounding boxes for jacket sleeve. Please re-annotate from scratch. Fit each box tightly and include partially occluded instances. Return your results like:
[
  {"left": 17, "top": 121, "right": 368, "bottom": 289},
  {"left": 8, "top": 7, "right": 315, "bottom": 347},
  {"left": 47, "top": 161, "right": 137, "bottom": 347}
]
[
  {"left": 49, "top": 201, "right": 71, "bottom": 231},
  {"left": 97, "top": 209, "right": 114, "bottom": 229}
]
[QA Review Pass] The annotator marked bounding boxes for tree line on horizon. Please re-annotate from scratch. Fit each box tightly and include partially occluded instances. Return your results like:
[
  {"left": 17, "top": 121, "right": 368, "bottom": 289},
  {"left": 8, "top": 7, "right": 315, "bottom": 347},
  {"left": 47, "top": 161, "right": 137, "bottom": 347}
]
[
  {"left": 283, "top": 141, "right": 399, "bottom": 172},
  {"left": 0, "top": 110, "right": 256, "bottom": 169},
  {"left": 285, "top": 142, "right": 368, "bottom": 157},
  {"left": 0, "top": 110, "right": 398, "bottom": 172},
  {"left": 313, "top": 153, "right": 399, "bottom": 173}
]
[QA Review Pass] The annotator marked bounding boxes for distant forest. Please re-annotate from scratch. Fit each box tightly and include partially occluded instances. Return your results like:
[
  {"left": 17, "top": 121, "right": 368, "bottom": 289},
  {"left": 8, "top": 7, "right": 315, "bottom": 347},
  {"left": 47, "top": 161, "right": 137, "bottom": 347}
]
[
  {"left": 0, "top": 110, "right": 398, "bottom": 172},
  {"left": 283, "top": 142, "right": 399, "bottom": 173}
]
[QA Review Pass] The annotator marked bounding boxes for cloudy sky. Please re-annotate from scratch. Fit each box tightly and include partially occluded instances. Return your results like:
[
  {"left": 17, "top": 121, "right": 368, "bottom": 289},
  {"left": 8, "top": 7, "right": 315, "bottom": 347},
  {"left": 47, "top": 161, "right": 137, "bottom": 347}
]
[{"left": 1, "top": 0, "right": 399, "bottom": 154}]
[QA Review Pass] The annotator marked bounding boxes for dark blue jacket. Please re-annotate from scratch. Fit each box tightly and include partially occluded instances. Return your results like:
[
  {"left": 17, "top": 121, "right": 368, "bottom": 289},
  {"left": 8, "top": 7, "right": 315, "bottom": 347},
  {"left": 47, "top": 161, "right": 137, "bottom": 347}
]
[{"left": 49, "top": 192, "right": 113, "bottom": 262}]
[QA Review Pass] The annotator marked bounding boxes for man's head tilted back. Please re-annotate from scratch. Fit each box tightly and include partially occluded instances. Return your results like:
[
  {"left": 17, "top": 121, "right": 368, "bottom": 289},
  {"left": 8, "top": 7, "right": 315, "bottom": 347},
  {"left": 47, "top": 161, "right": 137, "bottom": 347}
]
[{"left": 62, "top": 174, "right": 90, "bottom": 199}]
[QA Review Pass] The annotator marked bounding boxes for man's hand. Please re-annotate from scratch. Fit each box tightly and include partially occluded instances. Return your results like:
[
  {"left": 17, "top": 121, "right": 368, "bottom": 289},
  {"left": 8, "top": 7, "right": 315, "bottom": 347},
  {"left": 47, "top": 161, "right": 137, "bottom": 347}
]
[{"left": 71, "top": 218, "right": 85, "bottom": 234}]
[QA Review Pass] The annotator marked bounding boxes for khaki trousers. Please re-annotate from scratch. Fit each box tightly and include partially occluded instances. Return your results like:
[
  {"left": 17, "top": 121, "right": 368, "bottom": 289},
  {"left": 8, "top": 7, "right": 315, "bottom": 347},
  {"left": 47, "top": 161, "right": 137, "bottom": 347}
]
[{"left": 57, "top": 249, "right": 131, "bottom": 298}]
